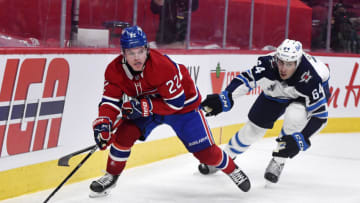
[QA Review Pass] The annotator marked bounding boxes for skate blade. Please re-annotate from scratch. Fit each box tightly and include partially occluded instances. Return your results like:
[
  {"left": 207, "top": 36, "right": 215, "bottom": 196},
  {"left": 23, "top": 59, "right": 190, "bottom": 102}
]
[
  {"left": 89, "top": 190, "right": 111, "bottom": 198},
  {"left": 264, "top": 180, "right": 275, "bottom": 188},
  {"left": 89, "top": 182, "right": 116, "bottom": 198}
]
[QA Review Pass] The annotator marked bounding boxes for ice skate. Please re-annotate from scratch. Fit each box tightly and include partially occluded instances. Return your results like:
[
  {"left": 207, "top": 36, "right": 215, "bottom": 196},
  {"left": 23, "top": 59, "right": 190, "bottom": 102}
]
[
  {"left": 264, "top": 157, "right": 285, "bottom": 184},
  {"left": 198, "top": 163, "right": 220, "bottom": 175},
  {"left": 89, "top": 173, "right": 119, "bottom": 198},
  {"left": 198, "top": 155, "right": 237, "bottom": 175},
  {"left": 228, "top": 167, "right": 251, "bottom": 192}
]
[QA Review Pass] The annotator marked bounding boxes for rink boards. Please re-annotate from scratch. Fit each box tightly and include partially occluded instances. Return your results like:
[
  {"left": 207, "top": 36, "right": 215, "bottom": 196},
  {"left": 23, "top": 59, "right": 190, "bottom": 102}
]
[{"left": 0, "top": 49, "right": 359, "bottom": 200}]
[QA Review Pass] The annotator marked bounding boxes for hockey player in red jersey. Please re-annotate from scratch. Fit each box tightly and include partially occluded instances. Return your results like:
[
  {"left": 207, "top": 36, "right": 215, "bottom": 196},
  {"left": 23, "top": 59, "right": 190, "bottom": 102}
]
[{"left": 89, "top": 25, "right": 250, "bottom": 197}]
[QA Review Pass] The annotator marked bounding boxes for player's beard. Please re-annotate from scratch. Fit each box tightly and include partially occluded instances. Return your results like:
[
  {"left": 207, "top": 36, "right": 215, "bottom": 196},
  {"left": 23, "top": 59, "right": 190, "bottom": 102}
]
[{"left": 128, "top": 63, "right": 143, "bottom": 75}]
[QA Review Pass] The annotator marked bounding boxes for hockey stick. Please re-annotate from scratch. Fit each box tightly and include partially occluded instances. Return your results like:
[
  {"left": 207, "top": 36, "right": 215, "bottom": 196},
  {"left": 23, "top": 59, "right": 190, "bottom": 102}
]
[
  {"left": 58, "top": 144, "right": 97, "bottom": 166},
  {"left": 43, "top": 145, "right": 98, "bottom": 203},
  {"left": 58, "top": 119, "right": 123, "bottom": 167},
  {"left": 44, "top": 119, "right": 122, "bottom": 202}
]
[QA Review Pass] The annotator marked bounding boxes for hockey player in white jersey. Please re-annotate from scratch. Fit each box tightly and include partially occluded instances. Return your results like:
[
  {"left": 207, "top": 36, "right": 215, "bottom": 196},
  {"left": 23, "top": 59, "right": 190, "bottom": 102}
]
[{"left": 199, "top": 39, "right": 330, "bottom": 184}]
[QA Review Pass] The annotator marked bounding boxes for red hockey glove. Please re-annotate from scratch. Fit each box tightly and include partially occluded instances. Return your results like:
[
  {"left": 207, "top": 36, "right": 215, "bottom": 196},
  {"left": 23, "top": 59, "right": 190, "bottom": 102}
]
[
  {"left": 122, "top": 98, "right": 153, "bottom": 120},
  {"left": 92, "top": 117, "right": 112, "bottom": 150}
]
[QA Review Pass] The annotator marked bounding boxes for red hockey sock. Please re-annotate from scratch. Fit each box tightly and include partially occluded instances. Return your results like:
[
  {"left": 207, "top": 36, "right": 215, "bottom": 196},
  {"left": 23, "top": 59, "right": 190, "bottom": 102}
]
[
  {"left": 193, "top": 145, "right": 236, "bottom": 174},
  {"left": 106, "top": 156, "right": 126, "bottom": 175},
  {"left": 106, "top": 120, "right": 141, "bottom": 175}
]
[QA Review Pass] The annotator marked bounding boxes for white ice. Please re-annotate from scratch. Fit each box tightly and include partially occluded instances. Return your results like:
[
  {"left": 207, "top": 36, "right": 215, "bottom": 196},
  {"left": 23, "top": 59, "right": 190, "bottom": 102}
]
[{"left": 2, "top": 133, "right": 360, "bottom": 203}]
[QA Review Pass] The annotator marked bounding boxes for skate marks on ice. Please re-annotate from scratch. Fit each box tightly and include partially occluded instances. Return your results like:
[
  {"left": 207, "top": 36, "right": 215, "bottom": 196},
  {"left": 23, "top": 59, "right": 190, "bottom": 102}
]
[{"left": 1, "top": 133, "right": 360, "bottom": 203}]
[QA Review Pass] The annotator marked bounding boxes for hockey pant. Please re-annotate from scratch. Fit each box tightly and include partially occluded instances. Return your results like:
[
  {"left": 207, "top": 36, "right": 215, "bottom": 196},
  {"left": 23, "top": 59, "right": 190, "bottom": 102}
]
[
  {"left": 106, "top": 110, "right": 236, "bottom": 175},
  {"left": 224, "top": 93, "right": 308, "bottom": 159}
]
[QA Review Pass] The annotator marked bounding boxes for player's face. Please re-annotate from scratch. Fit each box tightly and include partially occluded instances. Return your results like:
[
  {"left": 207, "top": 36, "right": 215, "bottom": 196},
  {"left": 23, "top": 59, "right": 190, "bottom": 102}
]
[
  {"left": 124, "top": 46, "right": 148, "bottom": 71},
  {"left": 276, "top": 59, "right": 297, "bottom": 80}
]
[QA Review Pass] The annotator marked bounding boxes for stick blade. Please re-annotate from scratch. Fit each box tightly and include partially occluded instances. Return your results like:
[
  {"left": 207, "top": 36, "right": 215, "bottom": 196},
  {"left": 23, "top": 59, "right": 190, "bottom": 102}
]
[
  {"left": 57, "top": 145, "right": 97, "bottom": 167},
  {"left": 58, "top": 155, "right": 72, "bottom": 167}
]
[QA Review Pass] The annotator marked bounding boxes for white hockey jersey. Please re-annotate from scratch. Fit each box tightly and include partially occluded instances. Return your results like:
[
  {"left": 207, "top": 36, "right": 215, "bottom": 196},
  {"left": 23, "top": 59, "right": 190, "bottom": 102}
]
[{"left": 226, "top": 52, "right": 330, "bottom": 138}]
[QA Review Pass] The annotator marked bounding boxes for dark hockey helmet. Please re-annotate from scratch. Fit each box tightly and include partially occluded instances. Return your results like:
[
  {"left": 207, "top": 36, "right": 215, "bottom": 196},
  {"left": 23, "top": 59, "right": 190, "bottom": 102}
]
[{"left": 120, "top": 25, "right": 148, "bottom": 49}]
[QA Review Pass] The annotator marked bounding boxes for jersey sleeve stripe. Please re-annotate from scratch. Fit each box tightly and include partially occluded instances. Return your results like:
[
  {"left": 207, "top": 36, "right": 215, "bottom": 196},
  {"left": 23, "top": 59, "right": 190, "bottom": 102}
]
[
  {"left": 101, "top": 102, "right": 121, "bottom": 112},
  {"left": 185, "top": 88, "right": 199, "bottom": 106},
  {"left": 236, "top": 75, "right": 253, "bottom": 92},
  {"left": 263, "top": 93, "right": 290, "bottom": 103},
  {"left": 101, "top": 97, "right": 122, "bottom": 107},
  {"left": 246, "top": 70, "right": 257, "bottom": 88},
  {"left": 242, "top": 71, "right": 254, "bottom": 82},
  {"left": 164, "top": 89, "right": 185, "bottom": 101},
  {"left": 312, "top": 112, "right": 328, "bottom": 118},
  {"left": 103, "top": 95, "right": 121, "bottom": 102},
  {"left": 164, "top": 93, "right": 185, "bottom": 109},
  {"left": 100, "top": 97, "right": 122, "bottom": 110},
  {"left": 312, "top": 105, "right": 327, "bottom": 114},
  {"left": 307, "top": 98, "right": 327, "bottom": 112},
  {"left": 227, "top": 69, "right": 257, "bottom": 94},
  {"left": 165, "top": 101, "right": 184, "bottom": 110}
]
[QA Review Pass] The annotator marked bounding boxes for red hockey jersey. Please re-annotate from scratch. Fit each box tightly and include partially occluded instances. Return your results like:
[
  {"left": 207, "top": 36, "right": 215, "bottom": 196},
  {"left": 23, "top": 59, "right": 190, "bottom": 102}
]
[{"left": 98, "top": 49, "right": 201, "bottom": 124}]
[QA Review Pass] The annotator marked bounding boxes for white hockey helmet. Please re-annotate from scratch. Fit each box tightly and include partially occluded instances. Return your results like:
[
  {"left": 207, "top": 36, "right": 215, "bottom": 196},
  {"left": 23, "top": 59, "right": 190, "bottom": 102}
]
[{"left": 276, "top": 39, "right": 303, "bottom": 67}]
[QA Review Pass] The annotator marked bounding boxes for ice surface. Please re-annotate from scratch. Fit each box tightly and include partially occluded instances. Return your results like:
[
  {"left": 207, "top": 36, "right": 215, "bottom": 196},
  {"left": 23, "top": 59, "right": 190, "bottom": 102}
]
[{"left": 2, "top": 133, "right": 360, "bottom": 203}]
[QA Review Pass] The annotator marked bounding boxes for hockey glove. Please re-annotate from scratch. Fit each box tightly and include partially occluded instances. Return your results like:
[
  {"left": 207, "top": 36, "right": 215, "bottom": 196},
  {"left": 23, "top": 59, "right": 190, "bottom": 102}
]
[
  {"left": 201, "top": 90, "right": 233, "bottom": 116},
  {"left": 272, "top": 132, "right": 311, "bottom": 158},
  {"left": 93, "top": 117, "right": 112, "bottom": 150},
  {"left": 122, "top": 98, "right": 153, "bottom": 120}
]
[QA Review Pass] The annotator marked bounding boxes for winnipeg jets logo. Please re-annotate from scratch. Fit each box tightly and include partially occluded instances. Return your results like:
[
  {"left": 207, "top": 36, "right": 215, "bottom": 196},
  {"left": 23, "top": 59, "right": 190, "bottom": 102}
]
[
  {"left": 300, "top": 71, "right": 312, "bottom": 83},
  {"left": 255, "top": 66, "right": 266, "bottom": 74}
]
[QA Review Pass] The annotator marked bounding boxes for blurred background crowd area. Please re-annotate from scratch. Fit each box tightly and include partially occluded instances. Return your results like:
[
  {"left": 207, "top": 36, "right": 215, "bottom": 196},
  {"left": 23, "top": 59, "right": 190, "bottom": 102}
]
[{"left": 1, "top": 0, "right": 359, "bottom": 53}]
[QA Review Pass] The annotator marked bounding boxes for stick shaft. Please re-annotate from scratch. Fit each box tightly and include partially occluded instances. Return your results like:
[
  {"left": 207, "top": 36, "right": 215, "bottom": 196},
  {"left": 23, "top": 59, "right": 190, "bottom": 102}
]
[{"left": 44, "top": 145, "right": 97, "bottom": 203}]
